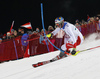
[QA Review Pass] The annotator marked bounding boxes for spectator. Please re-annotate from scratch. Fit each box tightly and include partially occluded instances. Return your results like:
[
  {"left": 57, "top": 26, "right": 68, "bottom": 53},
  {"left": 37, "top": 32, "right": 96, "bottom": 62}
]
[
  {"left": 88, "top": 17, "right": 94, "bottom": 23},
  {"left": 39, "top": 29, "right": 51, "bottom": 46},
  {"left": 48, "top": 26, "right": 55, "bottom": 52},
  {"left": 40, "top": 29, "right": 48, "bottom": 44},
  {"left": 39, "top": 32, "right": 44, "bottom": 44},
  {"left": 0, "top": 38, "right": 2, "bottom": 44},
  {"left": 75, "top": 22, "right": 81, "bottom": 32},
  {"left": 90, "top": 17, "right": 94, "bottom": 22},
  {"left": 81, "top": 19, "right": 85, "bottom": 24},
  {"left": 14, "top": 30, "right": 18, "bottom": 38},
  {"left": 48, "top": 26, "right": 54, "bottom": 33},
  {"left": 29, "top": 32, "right": 40, "bottom": 55},
  {"left": 95, "top": 16, "right": 100, "bottom": 39},
  {"left": 41, "top": 29, "right": 47, "bottom": 34},
  {"left": 95, "top": 16, "right": 99, "bottom": 21},
  {"left": 5, "top": 32, "right": 11, "bottom": 39},
  {"left": 21, "top": 29, "right": 25, "bottom": 35},
  {"left": 75, "top": 19, "right": 79, "bottom": 24},
  {"left": 2, "top": 34, "right": 6, "bottom": 40},
  {"left": 11, "top": 29, "right": 15, "bottom": 38},
  {"left": 21, "top": 31, "right": 29, "bottom": 53},
  {"left": 11, "top": 29, "right": 14, "bottom": 34},
  {"left": 27, "top": 31, "right": 33, "bottom": 35},
  {"left": 17, "top": 28, "right": 22, "bottom": 36},
  {"left": 48, "top": 26, "right": 54, "bottom": 32},
  {"left": 37, "top": 29, "right": 48, "bottom": 54},
  {"left": 90, "top": 17, "right": 95, "bottom": 33},
  {"left": 36, "top": 28, "right": 40, "bottom": 33},
  {"left": 33, "top": 31, "right": 37, "bottom": 34}
]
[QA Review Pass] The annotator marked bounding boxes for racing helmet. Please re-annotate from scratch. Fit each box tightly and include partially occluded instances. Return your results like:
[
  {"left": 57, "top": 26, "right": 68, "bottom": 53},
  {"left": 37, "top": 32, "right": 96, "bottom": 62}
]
[{"left": 55, "top": 17, "right": 64, "bottom": 26}]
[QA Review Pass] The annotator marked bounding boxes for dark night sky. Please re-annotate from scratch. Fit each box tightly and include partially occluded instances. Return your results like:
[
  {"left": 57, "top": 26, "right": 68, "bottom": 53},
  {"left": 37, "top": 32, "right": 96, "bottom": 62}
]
[{"left": 0, "top": 0, "right": 100, "bottom": 34}]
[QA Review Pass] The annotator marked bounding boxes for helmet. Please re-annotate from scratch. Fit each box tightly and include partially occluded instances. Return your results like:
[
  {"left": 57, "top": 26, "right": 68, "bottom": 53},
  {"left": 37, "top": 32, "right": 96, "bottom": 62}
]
[{"left": 55, "top": 16, "right": 64, "bottom": 24}]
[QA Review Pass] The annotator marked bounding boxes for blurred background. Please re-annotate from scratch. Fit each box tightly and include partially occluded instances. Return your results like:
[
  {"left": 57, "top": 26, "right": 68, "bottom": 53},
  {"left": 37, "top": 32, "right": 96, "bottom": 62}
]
[{"left": 0, "top": 0, "right": 100, "bottom": 33}]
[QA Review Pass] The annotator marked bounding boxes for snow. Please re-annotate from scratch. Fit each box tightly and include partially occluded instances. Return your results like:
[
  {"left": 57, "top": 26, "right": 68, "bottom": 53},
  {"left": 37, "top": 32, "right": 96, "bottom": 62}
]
[{"left": 0, "top": 33, "right": 100, "bottom": 79}]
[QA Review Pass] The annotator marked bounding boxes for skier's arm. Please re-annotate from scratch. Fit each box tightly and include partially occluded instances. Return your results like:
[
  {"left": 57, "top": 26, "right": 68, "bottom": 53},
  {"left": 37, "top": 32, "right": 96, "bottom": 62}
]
[
  {"left": 46, "top": 27, "right": 60, "bottom": 38},
  {"left": 51, "top": 27, "right": 60, "bottom": 36}
]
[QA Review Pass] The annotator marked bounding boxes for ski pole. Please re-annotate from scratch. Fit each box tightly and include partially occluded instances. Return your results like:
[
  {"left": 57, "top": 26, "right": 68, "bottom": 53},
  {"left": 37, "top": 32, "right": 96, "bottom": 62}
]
[
  {"left": 79, "top": 46, "right": 100, "bottom": 52},
  {"left": 73, "top": 45, "right": 100, "bottom": 56}
]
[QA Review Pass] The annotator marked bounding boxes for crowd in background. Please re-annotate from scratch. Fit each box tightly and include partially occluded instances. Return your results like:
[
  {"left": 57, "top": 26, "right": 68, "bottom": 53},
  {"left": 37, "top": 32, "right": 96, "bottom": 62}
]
[
  {"left": 0, "top": 15, "right": 100, "bottom": 53},
  {"left": 74, "top": 15, "right": 100, "bottom": 33}
]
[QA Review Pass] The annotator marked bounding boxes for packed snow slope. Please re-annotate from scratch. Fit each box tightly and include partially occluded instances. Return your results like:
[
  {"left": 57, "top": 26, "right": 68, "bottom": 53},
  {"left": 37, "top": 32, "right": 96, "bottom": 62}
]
[{"left": 0, "top": 33, "right": 100, "bottom": 79}]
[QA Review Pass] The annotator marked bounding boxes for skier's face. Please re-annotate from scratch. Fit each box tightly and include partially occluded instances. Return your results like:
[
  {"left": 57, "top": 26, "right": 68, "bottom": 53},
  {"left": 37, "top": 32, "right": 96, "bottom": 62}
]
[{"left": 55, "top": 23, "right": 62, "bottom": 28}]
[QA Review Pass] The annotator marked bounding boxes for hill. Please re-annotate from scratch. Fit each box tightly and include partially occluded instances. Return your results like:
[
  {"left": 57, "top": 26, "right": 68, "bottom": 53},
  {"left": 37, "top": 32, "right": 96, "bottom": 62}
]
[{"left": 0, "top": 33, "right": 100, "bottom": 79}]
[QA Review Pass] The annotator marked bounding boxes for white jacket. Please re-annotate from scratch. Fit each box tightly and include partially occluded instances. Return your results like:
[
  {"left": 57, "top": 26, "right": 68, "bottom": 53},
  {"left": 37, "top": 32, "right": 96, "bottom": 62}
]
[
  {"left": 52, "top": 22, "right": 84, "bottom": 45},
  {"left": 55, "top": 29, "right": 65, "bottom": 38}
]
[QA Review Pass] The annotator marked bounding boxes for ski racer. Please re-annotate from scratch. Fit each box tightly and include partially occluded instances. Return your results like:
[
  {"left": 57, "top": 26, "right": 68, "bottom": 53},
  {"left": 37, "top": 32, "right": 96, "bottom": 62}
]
[{"left": 47, "top": 16, "right": 84, "bottom": 60}]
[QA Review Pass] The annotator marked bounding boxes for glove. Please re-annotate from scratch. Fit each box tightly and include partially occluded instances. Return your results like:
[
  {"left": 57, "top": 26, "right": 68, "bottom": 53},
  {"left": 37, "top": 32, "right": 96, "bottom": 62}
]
[
  {"left": 71, "top": 48, "right": 76, "bottom": 55},
  {"left": 46, "top": 33, "right": 53, "bottom": 38}
]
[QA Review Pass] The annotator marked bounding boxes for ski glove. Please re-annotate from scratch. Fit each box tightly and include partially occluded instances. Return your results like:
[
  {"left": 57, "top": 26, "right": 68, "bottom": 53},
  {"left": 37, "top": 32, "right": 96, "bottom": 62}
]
[{"left": 46, "top": 33, "right": 53, "bottom": 38}]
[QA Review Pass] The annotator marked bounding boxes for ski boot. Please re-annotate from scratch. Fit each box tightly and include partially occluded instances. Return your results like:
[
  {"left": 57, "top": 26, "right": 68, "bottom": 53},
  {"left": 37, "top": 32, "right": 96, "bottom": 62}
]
[
  {"left": 50, "top": 50, "right": 66, "bottom": 62},
  {"left": 50, "top": 55, "right": 61, "bottom": 62},
  {"left": 50, "top": 50, "right": 71, "bottom": 62}
]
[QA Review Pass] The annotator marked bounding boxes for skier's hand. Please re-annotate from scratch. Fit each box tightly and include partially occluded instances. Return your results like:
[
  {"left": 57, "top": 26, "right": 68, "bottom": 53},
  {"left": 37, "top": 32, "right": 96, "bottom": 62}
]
[
  {"left": 71, "top": 48, "right": 76, "bottom": 55},
  {"left": 46, "top": 33, "right": 53, "bottom": 38}
]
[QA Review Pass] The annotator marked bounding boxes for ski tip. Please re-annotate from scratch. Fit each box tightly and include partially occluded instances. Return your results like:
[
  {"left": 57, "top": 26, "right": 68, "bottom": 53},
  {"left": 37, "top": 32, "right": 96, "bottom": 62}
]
[{"left": 32, "top": 62, "right": 44, "bottom": 68}]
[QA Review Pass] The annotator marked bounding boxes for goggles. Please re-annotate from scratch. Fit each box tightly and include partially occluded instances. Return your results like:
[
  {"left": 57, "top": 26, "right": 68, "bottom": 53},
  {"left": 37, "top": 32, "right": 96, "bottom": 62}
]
[{"left": 55, "top": 23, "right": 60, "bottom": 26}]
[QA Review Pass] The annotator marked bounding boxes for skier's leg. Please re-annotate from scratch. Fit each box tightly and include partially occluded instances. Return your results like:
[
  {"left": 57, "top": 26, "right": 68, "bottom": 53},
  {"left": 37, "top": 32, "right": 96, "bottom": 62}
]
[
  {"left": 50, "top": 50, "right": 68, "bottom": 62},
  {"left": 60, "top": 44, "right": 71, "bottom": 57},
  {"left": 50, "top": 50, "right": 67, "bottom": 62},
  {"left": 50, "top": 55, "right": 60, "bottom": 62},
  {"left": 50, "top": 43, "right": 70, "bottom": 62},
  {"left": 71, "top": 36, "right": 82, "bottom": 55}
]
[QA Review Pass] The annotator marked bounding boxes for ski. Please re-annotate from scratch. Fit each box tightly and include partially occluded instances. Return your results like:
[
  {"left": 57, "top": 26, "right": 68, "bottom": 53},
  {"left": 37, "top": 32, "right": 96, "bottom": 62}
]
[
  {"left": 32, "top": 51, "right": 72, "bottom": 68},
  {"left": 32, "top": 46, "right": 100, "bottom": 68},
  {"left": 32, "top": 60, "right": 50, "bottom": 68},
  {"left": 32, "top": 56, "right": 67, "bottom": 68}
]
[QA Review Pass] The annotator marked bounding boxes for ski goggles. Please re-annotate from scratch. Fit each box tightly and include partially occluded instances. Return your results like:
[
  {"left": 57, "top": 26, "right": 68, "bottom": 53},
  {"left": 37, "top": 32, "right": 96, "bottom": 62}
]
[{"left": 55, "top": 23, "right": 60, "bottom": 26}]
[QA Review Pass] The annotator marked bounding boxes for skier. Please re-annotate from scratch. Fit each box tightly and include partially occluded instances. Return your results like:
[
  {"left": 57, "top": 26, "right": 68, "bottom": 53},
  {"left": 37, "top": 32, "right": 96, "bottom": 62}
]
[{"left": 47, "top": 16, "right": 84, "bottom": 61}]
